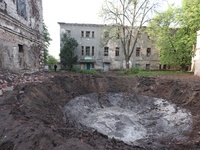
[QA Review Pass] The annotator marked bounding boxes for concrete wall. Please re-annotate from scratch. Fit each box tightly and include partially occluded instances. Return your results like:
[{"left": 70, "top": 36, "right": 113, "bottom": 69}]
[
  {"left": 58, "top": 23, "right": 160, "bottom": 70},
  {"left": 194, "top": 30, "right": 200, "bottom": 76},
  {"left": 0, "top": 0, "right": 44, "bottom": 72}
]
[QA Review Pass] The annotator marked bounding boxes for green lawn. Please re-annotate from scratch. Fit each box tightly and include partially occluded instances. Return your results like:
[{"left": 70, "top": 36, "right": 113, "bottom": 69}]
[{"left": 116, "top": 69, "right": 188, "bottom": 77}]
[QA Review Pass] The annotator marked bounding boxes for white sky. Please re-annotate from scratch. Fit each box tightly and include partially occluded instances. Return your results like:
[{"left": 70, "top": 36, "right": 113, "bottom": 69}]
[{"left": 42, "top": 0, "right": 181, "bottom": 59}]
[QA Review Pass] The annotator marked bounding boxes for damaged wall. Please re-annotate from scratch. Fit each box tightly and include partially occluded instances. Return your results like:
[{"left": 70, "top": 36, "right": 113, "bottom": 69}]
[{"left": 0, "top": 0, "right": 44, "bottom": 72}]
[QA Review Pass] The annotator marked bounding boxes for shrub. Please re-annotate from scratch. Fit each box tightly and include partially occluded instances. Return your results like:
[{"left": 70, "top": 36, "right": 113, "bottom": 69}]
[{"left": 125, "top": 68, "right": 140, "bottom": 75}]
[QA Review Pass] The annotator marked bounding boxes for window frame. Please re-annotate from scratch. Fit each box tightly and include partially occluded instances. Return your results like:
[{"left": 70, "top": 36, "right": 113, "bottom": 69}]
[
  {"left": 136, "top": 47, "right": 141, "bottom": 57},
  {"left": 147, "top": 48, "right": 151, "bottom": 57},
  {"left": 81, "top": 46, "right": 84, "bottom": 55},
  {"left": 86, "top": 31, "right": 90, "bottom": 38},
  {"left": 115, "top": 47, "right": 120, "bottom": 56},
  {"left": 86, "top": 46, "right": 90, "bottom": 56},
  {"left": 104, "top": 47, "right": 109, "bottom": 56},
  {"left": 92, "top": 46, "right": 94, "bottom": 56}
]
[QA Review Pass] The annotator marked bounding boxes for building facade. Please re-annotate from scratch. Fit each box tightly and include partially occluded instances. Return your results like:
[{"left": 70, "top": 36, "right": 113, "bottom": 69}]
[
  {"left": 58, "top": 23, "right": 160, "bottom": 71},
  {"left": 0, "top": 0, "right": 44, "bottom": 72},
  {"left": 194, "top": 30, "right": 200, "bottom": 76}
]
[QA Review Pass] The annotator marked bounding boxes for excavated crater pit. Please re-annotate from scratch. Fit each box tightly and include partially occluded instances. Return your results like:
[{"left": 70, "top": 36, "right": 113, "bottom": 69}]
[{"left": 64, "top": 92, "right": 193, "bottom": 148}]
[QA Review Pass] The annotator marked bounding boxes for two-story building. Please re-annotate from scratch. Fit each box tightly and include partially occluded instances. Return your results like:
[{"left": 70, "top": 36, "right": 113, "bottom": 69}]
[
  {"left": 58, "top": 23, "right": 160, "bottom": 71},
  {"left": 0, "top": 0, "right": 44, "bottom": 72}
]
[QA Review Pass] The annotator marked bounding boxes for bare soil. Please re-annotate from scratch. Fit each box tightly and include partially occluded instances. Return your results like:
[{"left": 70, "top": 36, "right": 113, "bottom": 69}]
[{"left": 0, "top": 71, "right": 200, "bottom": 150}]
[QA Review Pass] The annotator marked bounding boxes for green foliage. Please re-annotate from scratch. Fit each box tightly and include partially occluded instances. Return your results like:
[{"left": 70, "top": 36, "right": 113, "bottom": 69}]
[
  {"left": 100, "top": 0, "right": 163, "bottom": 69},
  {"left": 72, "top": 66, "right": 99, "bottom": 75},
  {"left": 46, "top": 55, "right": 58, "bottom": 66},
  {"left": 60, "top": 34, "right": 78, "bottom": 70},
  {"left": 43, "top": 22, "right": 52, "bottom": 64},
  {"left": 147, "top": 1, "right": 200, "bottom": 70},
  {"left": 117, "top": 70, "right": 186, "bottom": 77},
  {"left": 124, "top": 68, "right": 140, "bottom": 75}
]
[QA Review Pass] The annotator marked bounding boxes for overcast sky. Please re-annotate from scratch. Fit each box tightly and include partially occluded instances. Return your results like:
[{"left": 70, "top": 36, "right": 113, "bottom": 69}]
[{"left": 42, "top": 0, "right": 181, "bottom": 59}]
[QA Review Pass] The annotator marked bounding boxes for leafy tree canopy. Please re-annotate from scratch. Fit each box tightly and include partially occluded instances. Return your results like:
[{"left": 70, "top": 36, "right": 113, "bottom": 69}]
[
  {"left": 100, "top": 0, "right": 164, "bottom": 69},
  {"left": 43, "top": 22, "right": 52, "bottom": 64},
  {"left": 60, "top": 34, "right": 78, "bottom": 70},
  {"left": 147, "top": 0, "right": 200, "bottom": 70},
  {"left": 47, "top": 55, "right": 58, "bottom": 66}
]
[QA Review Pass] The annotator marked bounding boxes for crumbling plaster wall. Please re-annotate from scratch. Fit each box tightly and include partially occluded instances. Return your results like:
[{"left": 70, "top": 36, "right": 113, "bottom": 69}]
[{"left": 0, "top": 0, "right": 44, "bottom": 72}]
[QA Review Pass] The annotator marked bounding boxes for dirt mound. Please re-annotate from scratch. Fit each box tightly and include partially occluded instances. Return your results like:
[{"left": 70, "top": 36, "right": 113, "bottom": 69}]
[{"left": 0, "top": 72, "right": 200, "bottom": 150}]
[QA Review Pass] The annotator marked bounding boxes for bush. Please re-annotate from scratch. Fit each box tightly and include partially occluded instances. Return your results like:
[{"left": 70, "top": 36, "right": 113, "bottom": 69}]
[
  {"left": 125, "top": 68, "right": 140, "bottom": 75},
  {"left": 71, "top": 66, "right": 99, "bottom": 75}
]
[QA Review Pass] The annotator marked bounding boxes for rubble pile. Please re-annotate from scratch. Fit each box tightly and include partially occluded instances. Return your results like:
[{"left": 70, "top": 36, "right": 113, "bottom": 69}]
[{"left": 0, "top": 70, "right": 53, "bottom": 96}]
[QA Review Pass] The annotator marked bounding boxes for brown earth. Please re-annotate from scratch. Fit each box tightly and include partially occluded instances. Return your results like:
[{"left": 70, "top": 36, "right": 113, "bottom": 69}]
[{"left": 0, "top": 71, "right": 200, "bottom": 150}]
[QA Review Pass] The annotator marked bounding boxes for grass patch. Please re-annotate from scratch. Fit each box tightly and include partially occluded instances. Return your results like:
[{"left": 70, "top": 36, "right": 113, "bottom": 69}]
[
  {"left": 117, "top": 68, "right": 187, "bottom": 77},
  {"left": 72, "top": 67, "right": 99, "bottom": 75}
]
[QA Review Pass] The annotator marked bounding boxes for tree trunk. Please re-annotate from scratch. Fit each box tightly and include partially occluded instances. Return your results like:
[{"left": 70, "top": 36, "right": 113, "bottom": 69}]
[{"left": 125, "top": 56, "right": 130, "bottom": 69}]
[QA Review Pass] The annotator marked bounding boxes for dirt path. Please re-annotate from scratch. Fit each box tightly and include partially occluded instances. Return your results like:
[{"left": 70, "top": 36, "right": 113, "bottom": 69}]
[{"left": 0, "top": 71, "right": 200, "bottom": 150}]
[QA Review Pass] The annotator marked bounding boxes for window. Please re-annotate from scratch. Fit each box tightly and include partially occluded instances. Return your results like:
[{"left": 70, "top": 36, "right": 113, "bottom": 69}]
[
  {"left": 81, "top": 46, "right": 84, "bottom": 55},
  {"left": 92, "top": 46, "right": 94, "bottom": 56},
  {"left": 18, "top": 44, "right": 23, "bottom": 53},
  {"left": 16, "top": 0, "right": 27, "bottom": 19},
  {"left": 91, "top": 63, "right": 94, "bottom": 68},
  {"left": 104, "top": 47, "right": 109, "bottom": 56},
  {"left": 92, "top": 31, "right": 95, "bottom": 38},
  {"left": 115, "top": 47, "right": 119, "bottom": 56},
  {"left": 86, "top": 31, "right": 90, "bottom": 38},
  {"left": 163, "top": 64, "right": 167, "bottom": 70},
  {"left": 81, "top": 31, "right": 84, "bottom": 37},
  {"left": 135, "top": 63, "right": 140, "bottom": 68},
  {"left": 147, "top": 48, "right": 151, "bottom": 57},
  {"left": 86, "top": 46, "right": 90, "bottom": 56},
  {"left": 146, "top": 64, "right": 150, "bottom": 70},
  {"left": 136, "top": 47, "right": 140, "bottom": 57}
]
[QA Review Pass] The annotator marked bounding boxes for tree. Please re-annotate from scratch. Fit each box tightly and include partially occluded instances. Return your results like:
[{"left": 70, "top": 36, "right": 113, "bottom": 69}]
[
  {"left": 60, "top": 34, "right": 78, "bottom": 70},
  {"left": 147, "top": 0, "right": 200, "bottom": 70},
  {"left": 100, "top": 0, "right": 164, "bottom": 68},
  {"left": 46, "top": 55, "right": 58, "bottom": 68},
  {"left": 43, "top": 22, "right": 52, "bottom": 64}
]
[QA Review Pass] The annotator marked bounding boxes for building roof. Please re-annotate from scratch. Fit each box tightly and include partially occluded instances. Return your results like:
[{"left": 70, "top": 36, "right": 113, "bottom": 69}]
[{"left": 57, "top": 22, "right": 106, "bottom": 27}]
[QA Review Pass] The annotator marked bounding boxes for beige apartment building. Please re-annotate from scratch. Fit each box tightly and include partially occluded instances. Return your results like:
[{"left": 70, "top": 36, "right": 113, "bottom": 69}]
[
  {"left": 0, "top": 0, "right": 44, "bottom": 72},
  {"left": 58, "top": 23, "right": 160, "bottom": 71}
]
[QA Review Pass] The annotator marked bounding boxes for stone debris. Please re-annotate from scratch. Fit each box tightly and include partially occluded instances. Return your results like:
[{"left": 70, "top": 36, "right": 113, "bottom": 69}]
[{"left": 0, "top": 70, "right": 54, "bottom": 96}]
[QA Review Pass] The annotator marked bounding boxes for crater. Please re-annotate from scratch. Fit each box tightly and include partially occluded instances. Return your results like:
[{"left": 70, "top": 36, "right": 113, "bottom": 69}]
[{"left": 64, "top": 92, "right": 192, "bottom": 148}]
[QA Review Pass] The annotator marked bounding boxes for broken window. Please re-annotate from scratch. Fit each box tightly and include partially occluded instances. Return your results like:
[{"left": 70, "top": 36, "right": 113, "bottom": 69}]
[
  {"left": 147, "top": 48, "right": 151, "bottom": 57},
  {"left": 115, "top": 47, "right": 119, "bottom": 56},
  {"left": 81, "top": 31, "right": 84, "bottom": 37},
  {"left": 92, "top": 46, "right": 94, "bottom": 56},
  {"left": 104, "top": 47, "right": 109, "bottom": 56},
  {"left": 86, "top": 31, "right": 90, "bottom": 38},
  {"left": 18, "top": 44, "right": 23, "bottom": 53},
  {"left": 86, "top": 46, "right": 90, "bottom": 56},
  {"left": 81, "top": 46, "right": 84, "bottom": 55},
  {"left": 16, "top": 0, "right": 27, "bottom": 20},
  {"left": 136, "top": 47, "right": 140, "bottom": 57}
]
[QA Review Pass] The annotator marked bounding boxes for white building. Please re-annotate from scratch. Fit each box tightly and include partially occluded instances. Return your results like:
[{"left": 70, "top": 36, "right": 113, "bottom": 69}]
[
  {"left": 194, "top": 30, "right": 200, "bottom": 76},
  {"left": 58, "top": 23, "right": 160, "bottom": 71}
]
